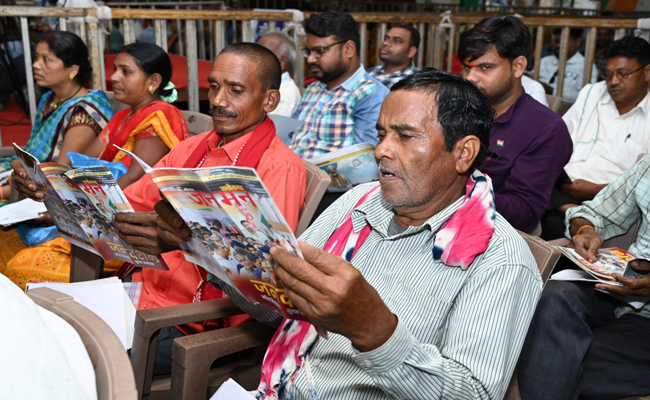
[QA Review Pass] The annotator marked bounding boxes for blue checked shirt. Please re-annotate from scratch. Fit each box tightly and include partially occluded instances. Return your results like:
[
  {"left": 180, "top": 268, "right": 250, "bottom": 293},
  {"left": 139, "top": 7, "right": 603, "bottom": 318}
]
[
  {"left": 288, "top": 65, "right": 389, "bottom": 160},
  {"left": 366, "top": 62, "right": 419, "bottom": 89},
  {"left": 566, "top": 155, "right": 650, "bottom": 318}
]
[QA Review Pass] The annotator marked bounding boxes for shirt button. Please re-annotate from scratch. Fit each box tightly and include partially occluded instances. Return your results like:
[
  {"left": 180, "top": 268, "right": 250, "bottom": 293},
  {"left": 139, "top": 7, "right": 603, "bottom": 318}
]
[
  {"left": 362, "top": 360, "right": 373, "bottom": 369},
  {"left": 143, "top": 304, "right": 150, "bottom": 308}
]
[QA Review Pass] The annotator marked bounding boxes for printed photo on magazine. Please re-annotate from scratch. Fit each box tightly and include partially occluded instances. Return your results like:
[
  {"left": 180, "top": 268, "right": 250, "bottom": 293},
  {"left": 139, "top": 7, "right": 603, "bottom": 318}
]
[
  {"left": 14, "top": 144, "right": 168, "bottom": 271},
  {"left": 309, "top": 142, "right": 379, "bottom": 193},
  {"left": 118, "top": 146, "right": 309, "bottom": 321},
  {"left": 559, "top": 247, "right": 649, "bottom": 282}
]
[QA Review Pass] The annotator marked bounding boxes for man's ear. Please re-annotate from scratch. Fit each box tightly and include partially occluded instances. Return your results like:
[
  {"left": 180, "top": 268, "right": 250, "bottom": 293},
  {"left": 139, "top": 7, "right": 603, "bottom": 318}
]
[
  {"left": 342, "top": 40, "right": 356, "bottom": 60},
  {"left": 262, "top": 89, "right": 281, "bottom": 113},
  {"left": 407, "top": 46, "right": 418, "bottom": 60},
  {"left": 643, "top": 64, "right": 650, "bottom": 83},
  {"left": 512, "top": 55, "right": 527, "bottom": 79},
  {"left": 453, "top": 135, "right": 481, "bottom": 175}
]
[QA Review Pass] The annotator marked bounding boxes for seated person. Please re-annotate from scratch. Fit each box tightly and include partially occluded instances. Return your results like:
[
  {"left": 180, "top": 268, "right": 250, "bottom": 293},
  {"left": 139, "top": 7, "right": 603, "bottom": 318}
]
[
  {"left": 521, "top": 75, "right": 549, "bottom": 106},
  {"left": 459, "top": 16, "right": 572, "bottom": 233},
  {"left": 84, "top": 42, "right": 189, "bottom": 189},
  {"left": 537, "top": 28, "right": 597, "bottom": 104},
  {"left": 367, "top": 23, "right": 420, "bottom": 89},
  {"left": 0, "top": 31, "right": 114, "bottom": 195},
  {"left": 518, "top": 155, "right": 650, "bottom": 400},
  {"left": 257, "top": 32, "right": 301, "bottom": 117},
  {"left": 287, "top": 12, "right": 389, "bottom": 159},
  {"left": 541, "top": 36, "right": 650, "bottom": 240},
  {"left": 158, "top": 69, "right": 543, "bottom": 399},
  {"left": 0, "top": 43, "right": 188, "bottom": 289}
]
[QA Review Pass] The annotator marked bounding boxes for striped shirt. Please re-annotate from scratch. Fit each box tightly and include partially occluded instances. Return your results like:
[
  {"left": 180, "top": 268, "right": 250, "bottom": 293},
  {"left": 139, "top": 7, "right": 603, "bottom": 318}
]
[
  {"left": 288, "top": 65, "right": 389, "bottom": 160},
  {"left": 566, "top": 155, "right": 650, "bottom": 318},
  {"left": 210, "top": 182, "right": 543, "bottom": 400}
]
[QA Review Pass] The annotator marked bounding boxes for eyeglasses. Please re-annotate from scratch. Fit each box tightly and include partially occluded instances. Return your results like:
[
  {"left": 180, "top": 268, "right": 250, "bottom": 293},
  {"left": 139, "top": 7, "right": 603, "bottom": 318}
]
[
  {"left": 301, "top": 40, "right": 347, "bottom": 58},
  {"left": 603, "top": 64, "right": 648, "bottom": 81}
]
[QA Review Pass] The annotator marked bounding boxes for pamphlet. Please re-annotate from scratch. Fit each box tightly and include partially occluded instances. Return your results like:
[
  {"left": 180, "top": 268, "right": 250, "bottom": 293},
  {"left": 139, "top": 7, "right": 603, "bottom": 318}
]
[
  {"left": 559, "top": 247, "right": 649, "bottom": 283},
  {"left": 309, "top": 142, "right": 379, "bottom": 193}
]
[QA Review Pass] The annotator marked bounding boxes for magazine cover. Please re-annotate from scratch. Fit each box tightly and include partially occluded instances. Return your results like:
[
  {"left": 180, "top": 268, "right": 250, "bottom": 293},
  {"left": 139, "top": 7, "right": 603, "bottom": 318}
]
[
  {"left": 309, "top": 142, "right": 379, "bottom": 193},
  {"left": 118, "top": 146, "right": 308, "bottom": 321},
  {"left": 560, "top": 247, "right": 637, "bottom": 281}
]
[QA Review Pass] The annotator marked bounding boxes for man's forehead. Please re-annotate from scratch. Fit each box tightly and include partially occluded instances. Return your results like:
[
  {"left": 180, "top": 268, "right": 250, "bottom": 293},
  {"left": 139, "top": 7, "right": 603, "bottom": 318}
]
[
  {"left": 606, "top": 56, "right": 641, "bottom": 70},
  {"left": 387, "top": 27, "right": 410, "bottom": 40},
  {"left": 462, "top": 45, "right": 504, "bottom": 65},
  {"left": 306, "top": 34, "right": 339, "bottom": 46},
  {"left": 209, "top": 53, "right": 259, "bottom": 85}
]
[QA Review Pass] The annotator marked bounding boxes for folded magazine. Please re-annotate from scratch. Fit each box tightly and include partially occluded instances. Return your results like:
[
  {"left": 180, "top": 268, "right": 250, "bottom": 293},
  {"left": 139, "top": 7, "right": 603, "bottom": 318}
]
[
  {"left": 119, "top": 147, "right": 309, "bottom": 321},
  {"left": 559, "top": 247, "right": 650, "bottom": 283},
  {"left": 309, "top": 142, "right": 379, "bottom": 193},
  {"left": 14, "top": 144, "right": 168, "bottom": 270}
]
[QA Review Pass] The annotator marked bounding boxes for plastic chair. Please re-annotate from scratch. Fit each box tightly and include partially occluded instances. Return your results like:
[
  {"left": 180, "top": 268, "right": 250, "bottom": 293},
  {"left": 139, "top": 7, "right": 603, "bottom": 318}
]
[
  {"left": 297, "top": 160, "right": 329, "bottom": 237},
  {"left": 181, "top": 110, "right": 212, "bottom": 137},
  {"left": 546, "top": 94, "right": 562, "bottom": 113},
  {"left": 27, "top": 287, "right": 138, "bottom": 400}
]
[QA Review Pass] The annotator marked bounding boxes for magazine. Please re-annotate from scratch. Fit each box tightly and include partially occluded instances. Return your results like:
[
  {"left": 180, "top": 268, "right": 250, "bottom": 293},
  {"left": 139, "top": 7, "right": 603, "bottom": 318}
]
[
  {"left": 309, "top": 142, "right": 379, "bottom": 193},
  {"left": 14, "top": 144, "right": 168, "bottom": 271},
  {"left": 119, "top": 147, "right": 309, "bottom": 321},
  {"left": 559, "top": 247, "right": 650, "bottom": 283}
]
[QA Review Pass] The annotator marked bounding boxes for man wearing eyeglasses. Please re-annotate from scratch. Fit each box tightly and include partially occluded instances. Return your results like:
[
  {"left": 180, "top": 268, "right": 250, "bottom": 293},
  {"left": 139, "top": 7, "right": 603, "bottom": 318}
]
[
  {"left": 286, "top": 12, "right": 389, "bottom": 160},
  {"left": 540, "top": 36, "right": 650, "bottom": 240}
]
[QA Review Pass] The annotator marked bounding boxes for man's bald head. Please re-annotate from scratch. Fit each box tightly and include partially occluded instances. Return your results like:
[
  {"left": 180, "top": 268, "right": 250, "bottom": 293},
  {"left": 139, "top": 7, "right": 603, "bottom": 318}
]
[
  {"left": 257, "top": 32, "right": 297, "bottom": 74},
  {"left": 218, "top": 42, "right": 281, "bottom": 91}
]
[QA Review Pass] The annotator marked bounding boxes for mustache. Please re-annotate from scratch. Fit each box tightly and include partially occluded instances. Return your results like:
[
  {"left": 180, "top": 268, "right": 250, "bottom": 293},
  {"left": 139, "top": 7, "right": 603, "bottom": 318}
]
[
  {"left": 378, "top": 162, "right": 401, "bottom": 178},
  {"left": 209, "top": 106, "right": 237, "bottom": 118},
  {"left": 308, "top": 63, "right": 322, "bottom": 70}
]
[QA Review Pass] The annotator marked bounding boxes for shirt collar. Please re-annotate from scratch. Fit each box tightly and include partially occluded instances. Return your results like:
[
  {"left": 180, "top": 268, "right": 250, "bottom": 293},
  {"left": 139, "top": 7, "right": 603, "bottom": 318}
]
[
  {"left": 281, "top": 71, "right": 292, "bottom": 83},
  {"left": 320, "top": 64, "right": 366, "bottom": 92},
  {"left": 206, "top": 128, "right": 254, "bottom": 161},
  {"left": 494, "top": 90, "right": 527, "bottom": 124}
]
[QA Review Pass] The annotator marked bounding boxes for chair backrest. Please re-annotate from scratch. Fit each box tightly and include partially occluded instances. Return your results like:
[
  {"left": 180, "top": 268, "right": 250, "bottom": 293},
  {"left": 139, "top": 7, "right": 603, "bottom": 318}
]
[
  {"left": 104, "top": 91, "right": 130, "bottom": 113},
  {"left": 27, "top": 287, "right": 138, "bottom": 400},
  {"left": 296, "top": 160, "right": 330, "bottom": 237},
  {"left": 518, "top": 230, "right": 562, "bottom": 282},
  {"left": 181, "top": 110, "right": 213, "bottom": 137},
  {"left": 546, "top": 95, "right": 562, "bottom": 113}
]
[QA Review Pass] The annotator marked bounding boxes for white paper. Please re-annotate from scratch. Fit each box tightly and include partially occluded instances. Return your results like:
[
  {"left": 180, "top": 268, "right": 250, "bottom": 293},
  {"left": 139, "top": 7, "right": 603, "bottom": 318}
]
[
  {"left": 0, "top": 198, "right": 48, "bottom": 226},
  {"left": 209, "top": 378, "right": 255, "bottom": 400},
  {"left": 0, "top": 170, "right": 13, "bottom": 186},
  {"left": 551, "top": 269, "right": 647, "bottom": 309},
  {"left": 27, "top": 277, "right": 132, "bottom": 350},
  {"left": 268, "top": 114, "right": 304, "bottom": 142}
]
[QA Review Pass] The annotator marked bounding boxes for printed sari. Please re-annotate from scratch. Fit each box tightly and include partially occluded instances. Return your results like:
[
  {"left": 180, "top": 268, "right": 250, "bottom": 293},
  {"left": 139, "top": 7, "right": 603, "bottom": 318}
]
[{"left": 0, "top": 90, "right": 114, "bottom": 171}]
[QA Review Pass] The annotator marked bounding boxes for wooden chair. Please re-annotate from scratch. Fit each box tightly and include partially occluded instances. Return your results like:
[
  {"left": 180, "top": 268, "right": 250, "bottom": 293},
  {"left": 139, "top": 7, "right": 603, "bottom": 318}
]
[
  {"left": 180, "top": 110, "right": 212, "bottom": 137},
  {"left": 27, "top": 287, "right": 138, "bottom": 400},
  {"left": 546, "top": 94, "right": 562, "bottom": 114}
]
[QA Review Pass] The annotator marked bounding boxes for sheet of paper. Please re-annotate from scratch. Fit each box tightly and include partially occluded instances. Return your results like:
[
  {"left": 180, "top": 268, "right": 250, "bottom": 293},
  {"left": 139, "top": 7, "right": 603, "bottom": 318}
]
[
  {"left": 27, "top": 277, "right": 130, "bottom": 350},
  {"left": 209, "top": 378, "right": 255, "bottom": 400},
  {"left": 268, "top": 114, "right": 304, "bottom": 142},
  {"left": 0, "top": 170, "right": 12, "bottom": 186},
  {"left": 0, "top": 198, "right": 48, "bottom": 226},
  {"left": 551, "top": 270, "right": 647, "bottom": 309}
]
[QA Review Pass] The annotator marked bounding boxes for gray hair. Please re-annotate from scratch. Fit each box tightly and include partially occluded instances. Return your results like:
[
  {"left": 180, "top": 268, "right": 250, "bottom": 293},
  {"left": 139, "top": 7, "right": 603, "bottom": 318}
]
[{"left": 260, "top": 31, "right": 297, "bottom": 69}]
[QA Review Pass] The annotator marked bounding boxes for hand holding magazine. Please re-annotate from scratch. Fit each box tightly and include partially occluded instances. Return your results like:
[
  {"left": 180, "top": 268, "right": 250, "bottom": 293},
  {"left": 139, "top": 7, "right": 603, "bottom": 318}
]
[
  {"left": 13, "top": 144, "right": 168, "bottom": 270},
  {"left": 118, "top": 146, "right": 310, "bottom": 322}
]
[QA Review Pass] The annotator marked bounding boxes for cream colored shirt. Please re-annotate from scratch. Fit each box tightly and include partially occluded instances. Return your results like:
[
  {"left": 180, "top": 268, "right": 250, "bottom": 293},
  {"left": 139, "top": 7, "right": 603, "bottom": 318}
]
[
  {"left": 538, "top": 52, "right": 598, "bottom": 104},
  {"left": 270, "top": 72, "right": 302, "bottom": 117}
]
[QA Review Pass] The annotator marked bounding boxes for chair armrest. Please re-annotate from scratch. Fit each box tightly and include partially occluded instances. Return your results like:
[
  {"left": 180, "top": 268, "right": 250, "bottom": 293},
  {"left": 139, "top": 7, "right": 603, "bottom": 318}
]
[
  {"left": 0, "top": 146, "right": 14, "bottom": 158},
  {"left": 131, "top": 298, "right": 244, "bottom": 398},
  {"left": 548, "top": 238, "right": 569, "bottom": 247},
  {"left": 170, "top": 322, "right": 276, "bottom": 400}
]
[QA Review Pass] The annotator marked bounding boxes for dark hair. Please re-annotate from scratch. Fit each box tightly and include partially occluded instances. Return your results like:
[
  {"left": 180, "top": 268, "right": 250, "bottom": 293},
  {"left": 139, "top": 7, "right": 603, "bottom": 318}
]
[
  {"left": 219, "top": 43, "right": 281, "bottom": 91},
  {"left": 458, "top": 16, "right": 531, "bottom": 63},
  {"left": 392, "top": 23, "right": 420, "bottom": 49},
  {"left": 119, "top": 42, "right": 173, "bottom": 97},
  {"left": 603, "top": 36, "right": 650, "bottom": 66},
  {"left": 553, "top": 27, "right": 584, "bottom": 40},
  {"left": 38, "top": 31, "right": 92, "bottom": 86},
  {"left": 391, "top": 68, "right": 494, "bottom": 172},
  {"left": 303, "top": 12, "right": 360, "bottom": 56}
]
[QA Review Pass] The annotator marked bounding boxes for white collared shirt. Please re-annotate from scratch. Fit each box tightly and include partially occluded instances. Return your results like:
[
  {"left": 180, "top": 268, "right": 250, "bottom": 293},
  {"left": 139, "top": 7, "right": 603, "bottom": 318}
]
[
  {"left": 563, "top": 83, "right": 650, "bottom": 184},
  {"left": 270, "top": 71, "right": 302, "bottom": 117},
  {"left": 521, "top": 75, "right": 549, "bottom": 106},
  {"left": 538, "top": 52, "right": 597, "bottom": 103}
]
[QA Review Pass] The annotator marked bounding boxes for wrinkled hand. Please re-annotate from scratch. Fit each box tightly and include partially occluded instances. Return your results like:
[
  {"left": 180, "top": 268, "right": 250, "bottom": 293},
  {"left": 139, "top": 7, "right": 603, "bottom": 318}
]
[
  {"left": 113, "top": 211, "right": 177, "bottom": 255},
  {"left": 568, "top": 227, "right": 603, "bottom": 263},
  {"left": 154, "top": 199, "right": 192, "bottom": 246},
  {"left": 596, "top": 260, "right": 650, "bottom": 296},
  {"left": 272, "top": 241, "right": 398, "bottom": 352},
  {"left": 10, "top": 159, "right": 45, "bottom": 201},
  {"left": 560, "top": 179, "right": 605, "bottom": 202}
]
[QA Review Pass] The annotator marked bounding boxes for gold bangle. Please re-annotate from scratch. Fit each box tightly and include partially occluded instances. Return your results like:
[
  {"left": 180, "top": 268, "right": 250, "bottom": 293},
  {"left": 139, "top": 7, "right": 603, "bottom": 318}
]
[{"left": 576, "top": 225, "right": 596, "bottom": 236}]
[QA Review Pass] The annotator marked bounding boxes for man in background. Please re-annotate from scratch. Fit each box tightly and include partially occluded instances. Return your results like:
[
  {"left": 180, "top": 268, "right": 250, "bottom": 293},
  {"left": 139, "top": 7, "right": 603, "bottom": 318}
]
[
  {"left": 367, "top": 23, "right": 420, "bottom": 89},
  {"left": 258, "top": 31, "right": 302, "bottom": 117}
]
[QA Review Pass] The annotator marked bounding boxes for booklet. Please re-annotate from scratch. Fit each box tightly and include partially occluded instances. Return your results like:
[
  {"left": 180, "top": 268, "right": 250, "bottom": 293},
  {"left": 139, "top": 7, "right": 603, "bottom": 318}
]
[
  {"left": 119, "top": 146, "right": 309, "bottom": 322},
  {"left": 559, "top": 247, "right": 650, "bottom": 283},
  {"left": 14, "top": 144, "right": 168, "bottom": 271},
  {"left": 309, "top": 142, "right": 379, "bottom": 193}
]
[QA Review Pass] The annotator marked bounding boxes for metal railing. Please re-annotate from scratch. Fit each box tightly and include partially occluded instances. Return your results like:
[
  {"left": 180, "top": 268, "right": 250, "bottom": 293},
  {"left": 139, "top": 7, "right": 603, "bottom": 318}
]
[{"left": 0, "top": 6, "right": 641, "bottom": 121}]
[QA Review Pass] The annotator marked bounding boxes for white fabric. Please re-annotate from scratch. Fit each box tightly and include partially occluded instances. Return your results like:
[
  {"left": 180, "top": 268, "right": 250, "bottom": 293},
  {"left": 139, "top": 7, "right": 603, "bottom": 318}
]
[
  {"left": 521, "top": 75, "right": 549, "bottom": 106},
  {"left": 270, "top": 72, "right": 301, "bottom": 117},
  {"left": 0, "top": 275, "right": 97, "bottom": 400},
  {"left": 563, "top": 81, "right": 650, "bottom": 184},
  {"left": 636, "top": 18, "right": 650, "bottom": 42},
  {"left": 538, "top": 52, "right": 598, "bottom": 103}
]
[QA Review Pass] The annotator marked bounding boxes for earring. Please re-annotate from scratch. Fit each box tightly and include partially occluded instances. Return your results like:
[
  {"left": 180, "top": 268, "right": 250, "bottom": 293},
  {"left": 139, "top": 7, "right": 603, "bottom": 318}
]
[
  {"left": 69, "top": 73, "right": 76, "bottom": 81},
  {"left": 149, "top": 86, "right": 155, "bottom": 94}
]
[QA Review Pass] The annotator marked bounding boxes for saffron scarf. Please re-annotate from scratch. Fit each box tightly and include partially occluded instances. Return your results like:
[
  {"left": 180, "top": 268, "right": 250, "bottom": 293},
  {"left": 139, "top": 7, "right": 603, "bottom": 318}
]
[
  {"left": 255, "top": 170, "right": 496, "bottom": 400},
  {"left": 99, "top": 100, "right": 188, "bottom": 166}
]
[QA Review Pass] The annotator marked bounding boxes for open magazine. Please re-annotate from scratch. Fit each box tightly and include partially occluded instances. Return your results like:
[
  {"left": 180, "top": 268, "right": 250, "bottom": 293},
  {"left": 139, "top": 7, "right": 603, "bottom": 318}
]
[
  {"left": 118, "top": 147, "right": 309, "bottom": 322},
  {"left": 14, "top": 144, "right": 167, "bottom": 270},
  {"left": 559, "top": 247, "right": 649, "bottom": 283},
  {"left": 309, "top": 142, "right": 379, "bottom": 193}
]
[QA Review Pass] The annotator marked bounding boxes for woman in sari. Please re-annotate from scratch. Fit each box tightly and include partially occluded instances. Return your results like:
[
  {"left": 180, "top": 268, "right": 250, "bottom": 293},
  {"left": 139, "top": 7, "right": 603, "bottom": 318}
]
[
  {"left": 0, "top": 43, "right": 188, "bottom": 289},
  {"left": 0, "top": 31, "right": 113, "bottom": 198}
]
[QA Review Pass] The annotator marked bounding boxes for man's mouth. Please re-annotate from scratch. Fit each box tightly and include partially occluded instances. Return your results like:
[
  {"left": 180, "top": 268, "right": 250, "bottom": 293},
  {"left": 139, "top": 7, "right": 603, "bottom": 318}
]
[{"left": 378, "top": 165, "right": 401, "bottom": 179}]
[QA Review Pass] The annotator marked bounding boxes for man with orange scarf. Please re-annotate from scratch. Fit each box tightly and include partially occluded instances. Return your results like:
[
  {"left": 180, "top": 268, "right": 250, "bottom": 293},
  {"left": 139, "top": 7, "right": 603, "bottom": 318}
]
[{"left": 110, "top": 43, "right": 307, "bottom": 374}]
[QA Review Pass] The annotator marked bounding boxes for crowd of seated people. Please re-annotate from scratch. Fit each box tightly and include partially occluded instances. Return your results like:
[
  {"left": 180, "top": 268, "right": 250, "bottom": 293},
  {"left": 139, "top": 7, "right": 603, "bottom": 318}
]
[{"left": 2, "top": 10, "right": 650, "bottom": 400}]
